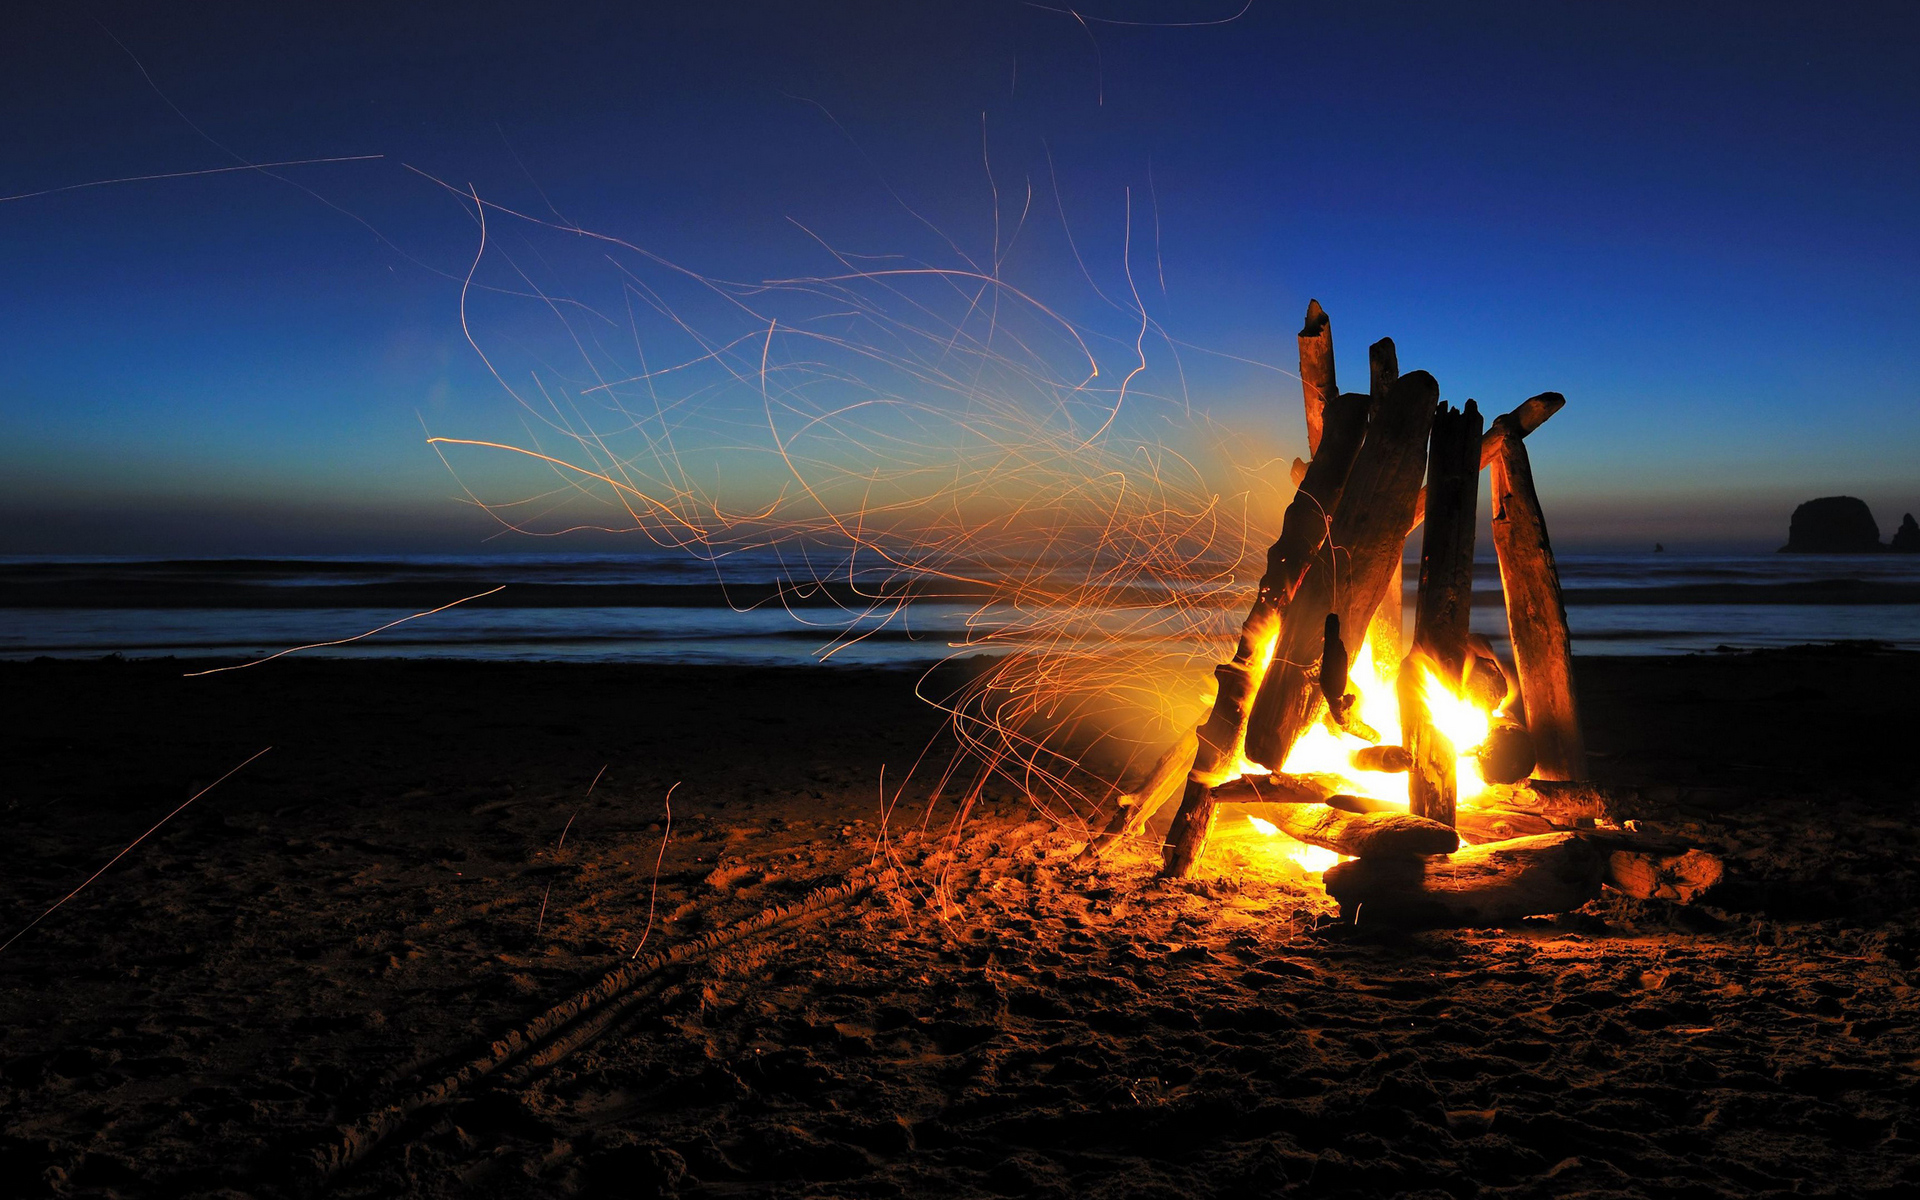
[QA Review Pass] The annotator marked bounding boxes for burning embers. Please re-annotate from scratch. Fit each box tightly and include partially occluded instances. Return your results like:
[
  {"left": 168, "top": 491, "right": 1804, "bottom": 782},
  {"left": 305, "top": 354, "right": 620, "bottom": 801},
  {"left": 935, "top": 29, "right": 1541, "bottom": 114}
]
[{"left": 1082, "top": 301, "right": 1722, "bottom": 926}]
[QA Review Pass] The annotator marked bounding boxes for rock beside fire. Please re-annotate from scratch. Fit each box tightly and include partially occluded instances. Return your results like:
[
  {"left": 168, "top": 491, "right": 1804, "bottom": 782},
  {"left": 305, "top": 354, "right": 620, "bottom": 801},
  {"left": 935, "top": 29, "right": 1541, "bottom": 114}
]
[
  {"left": 1780, "top": 495, "right": 1883, "bottom": 552},
  {"left": 1603, "top": 845, "right": 1725, "bottom": 903},
  {"left": 1323, "top": 832, "right": 1605, "bottom": 927}
]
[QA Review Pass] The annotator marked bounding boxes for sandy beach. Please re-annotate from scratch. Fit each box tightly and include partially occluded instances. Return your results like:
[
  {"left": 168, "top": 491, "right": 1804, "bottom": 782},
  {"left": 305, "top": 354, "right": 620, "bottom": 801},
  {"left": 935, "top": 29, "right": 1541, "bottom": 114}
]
[{"left": 4, "top": 648, "right": 1919, "bottom": 1198}]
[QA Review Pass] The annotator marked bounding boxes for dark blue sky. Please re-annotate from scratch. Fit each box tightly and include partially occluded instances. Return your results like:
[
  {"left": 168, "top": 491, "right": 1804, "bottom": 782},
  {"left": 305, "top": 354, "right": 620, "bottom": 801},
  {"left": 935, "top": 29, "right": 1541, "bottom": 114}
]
[{"left": 4, "top": 1, "right": 1916, "bottom": 554}]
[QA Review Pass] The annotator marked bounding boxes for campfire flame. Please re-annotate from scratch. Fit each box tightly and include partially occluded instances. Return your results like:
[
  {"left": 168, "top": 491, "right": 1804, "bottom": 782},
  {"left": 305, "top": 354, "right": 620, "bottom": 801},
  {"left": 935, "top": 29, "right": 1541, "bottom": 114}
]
[{"left": 1228, "top": 620, "right": 1506, "bottom": 872}]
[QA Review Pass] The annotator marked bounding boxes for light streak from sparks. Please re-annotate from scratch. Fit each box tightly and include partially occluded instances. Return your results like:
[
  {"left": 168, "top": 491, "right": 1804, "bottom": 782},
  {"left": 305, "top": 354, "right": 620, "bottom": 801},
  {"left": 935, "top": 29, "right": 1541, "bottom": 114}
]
[
  {"left": 1024, "top": 1, "right": 1255, "bottom": 28},
  {"left": 0, "top": 747, "right": 272, "bottom": 957},
  {"left": 0, "top": 155, "right": 386, "bottom": 205},
  {"left": 181, "top": 586, "right": 507, "bottom": 677},
  {"left": 420, "top": 169, "right": 1295, "bottom": 848},
  {"left": 537, "top": 765, "right": 605, "bottom": 939},
  {"left": 631, "top": 782, "right": 679, "bottom": 959}
]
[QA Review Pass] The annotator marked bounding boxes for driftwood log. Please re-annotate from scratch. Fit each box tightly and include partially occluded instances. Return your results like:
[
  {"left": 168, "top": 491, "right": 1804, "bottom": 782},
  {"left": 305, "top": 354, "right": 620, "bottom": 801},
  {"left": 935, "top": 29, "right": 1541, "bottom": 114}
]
[
  {"left": 1080, "top": 727, "right": 1198, "bottom": 858},
  {"left": 1239, "top": 364, "right": 1436, "bottom": 774},
  {"left": 1403, "top": 399, "right": 1484, "bottom": 828},
  {"left": 1299, "top": 298, "right": 1335, "bottom": 455},
  {"left": 1489, "top": 414, "right": 1587, "bottom": 780},
  {"left": 1396, "top": 664, "right": 1453, "bottom": 833},
  {"left": 1407, "top": 392, "right": 1565, "bottom": 534},
  {"left": 1200, "top": 389, "right": 1373, "bottom": 785},
  {"left": 1322, "top": 832, "right": 1604, "bottom": 927},
  {"left": 1453, "top": 806, "right": 1557, "bottom": 844},
  {"left": 1153, "top": 386, "right": 1374, "bottom": 875},
  {"left": 1412, "top": 399, "right": 1484, "bottom": 680},
  {"left": 1251, "top": 803, "right": 1459, "bottom": 859},
  {"left": 1478, "top": 779, "right": 1640, "bottom": 823},
  {"left": 1210, "top": 771, "right": 1345, "bottom": 805},
  {"left": 1090, "top": 333, "right": 1376, "bottom": 865},
  {"left": 1158, "top": 779, "right": 1221, "bottom": 878}
]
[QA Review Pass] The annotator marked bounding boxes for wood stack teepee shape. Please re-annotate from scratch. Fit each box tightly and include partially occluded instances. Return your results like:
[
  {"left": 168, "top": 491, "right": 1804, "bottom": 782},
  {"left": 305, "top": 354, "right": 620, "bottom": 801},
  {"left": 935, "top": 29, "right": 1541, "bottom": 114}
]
[{"left": 1083, "top": 300, "right": 1614, "bottom": 914}]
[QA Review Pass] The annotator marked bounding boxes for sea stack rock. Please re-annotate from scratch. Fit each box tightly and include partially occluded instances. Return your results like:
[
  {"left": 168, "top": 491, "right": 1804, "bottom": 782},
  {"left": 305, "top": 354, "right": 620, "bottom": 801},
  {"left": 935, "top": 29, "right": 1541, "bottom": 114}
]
[
  {"left": 1781, "top": 496, "right": 1882, "bottom": 553},
  {"left": 1893, "top": 513, "right": 1920, "bottom": 553}
]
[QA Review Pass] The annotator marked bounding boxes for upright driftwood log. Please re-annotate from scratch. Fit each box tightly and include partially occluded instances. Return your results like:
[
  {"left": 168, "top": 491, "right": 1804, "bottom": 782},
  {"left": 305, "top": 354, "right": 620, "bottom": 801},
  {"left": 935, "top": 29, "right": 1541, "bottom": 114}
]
[
  {"left": 1407, "top": 392, "right": 1565, "bottom": 534},
  {"left": 1370, "top": 336, "right": 1399, "bottom": 401},
  {"left": 1488, "top": 415, "right": 1587, "bottom": 780},
  {"left": 1152, "top": 392, "right": 1371, "bottom": 873},
  {"left": 1402, "top": 399, "right": 1484, "bottom": 828},
  {"left": 1299, "top": 299, "right": 1335, "bottom": 455},
  {"left": 1158, "top": 777, "right": 1221, "bottom": 878},
  {"left": 1239, "top": 365, "right": 1436, "bottom": 775},
  {"left": 1411, "top": 399, "right": 1483, "bottom": 679},
  {"left": 1397, "top": 662, "right": 1455, "bottom": 832},
  {"left": 1093, "top": 383, "right": 1372, "bottom": 863},
  {"left": 1322, "top": 832, "right": 1605, "bottom": 927},
  {"left": 1127, "top": 391, "right": 1373, "bottom": 872},
  {"left": 1080, "top": 727, "right": 1198, "bottom": 858}
]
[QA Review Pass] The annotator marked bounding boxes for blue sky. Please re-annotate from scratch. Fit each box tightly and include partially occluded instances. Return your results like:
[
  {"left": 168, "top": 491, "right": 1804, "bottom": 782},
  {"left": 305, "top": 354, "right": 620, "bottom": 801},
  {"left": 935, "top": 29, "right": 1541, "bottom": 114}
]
[{"left": 3, "top": 1, "right": 1915, "bottom": 554}]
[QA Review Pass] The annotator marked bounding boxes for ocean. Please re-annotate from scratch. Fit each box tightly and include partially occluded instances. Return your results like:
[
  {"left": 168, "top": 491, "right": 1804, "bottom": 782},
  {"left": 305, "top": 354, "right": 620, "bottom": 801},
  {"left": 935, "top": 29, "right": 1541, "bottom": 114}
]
[{"left": 4, "top": 551, "right": 1918, "bottom": 666}]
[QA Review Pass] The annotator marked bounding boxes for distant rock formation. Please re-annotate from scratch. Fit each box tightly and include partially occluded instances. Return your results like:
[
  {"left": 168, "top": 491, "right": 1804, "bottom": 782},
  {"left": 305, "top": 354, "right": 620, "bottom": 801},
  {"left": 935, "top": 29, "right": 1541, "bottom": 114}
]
[
  {"left": 1893, "top": 513, "right": 1920, "bottom": 553},
  {"left": 1780, "top": 496, "right": 1882, "bottom": 553}
]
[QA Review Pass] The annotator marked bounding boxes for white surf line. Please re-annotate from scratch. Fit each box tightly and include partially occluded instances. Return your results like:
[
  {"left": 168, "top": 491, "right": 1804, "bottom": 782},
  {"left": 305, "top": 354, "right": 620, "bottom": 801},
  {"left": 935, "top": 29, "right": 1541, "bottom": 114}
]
[
  {"left": 0, "top": 746, "right": 273, "bottom": 957},
  {"left": 182, "top": 585, "right": 507, "bottom": 677}
]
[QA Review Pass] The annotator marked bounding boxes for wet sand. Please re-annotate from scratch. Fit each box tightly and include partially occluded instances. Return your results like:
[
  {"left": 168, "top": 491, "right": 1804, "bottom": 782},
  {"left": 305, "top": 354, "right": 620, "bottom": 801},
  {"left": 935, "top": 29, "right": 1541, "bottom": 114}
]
[{"left": 3, "top": 647, "right": 1919, "bottom": 1198}]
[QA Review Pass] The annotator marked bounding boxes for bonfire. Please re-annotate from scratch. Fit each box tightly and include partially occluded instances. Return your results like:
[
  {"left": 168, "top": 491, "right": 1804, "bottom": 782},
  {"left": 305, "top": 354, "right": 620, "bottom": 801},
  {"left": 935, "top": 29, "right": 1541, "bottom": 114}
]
[{"left": 1082, "top": 301, "right": 1723, "bottom": 925}]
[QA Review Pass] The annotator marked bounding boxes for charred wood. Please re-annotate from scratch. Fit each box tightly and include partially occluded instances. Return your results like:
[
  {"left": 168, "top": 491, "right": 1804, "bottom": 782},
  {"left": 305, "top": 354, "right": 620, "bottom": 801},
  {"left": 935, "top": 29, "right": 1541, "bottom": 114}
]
[{"left": 1241, "top": 368, "right": 1436, "bottom": 774}]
